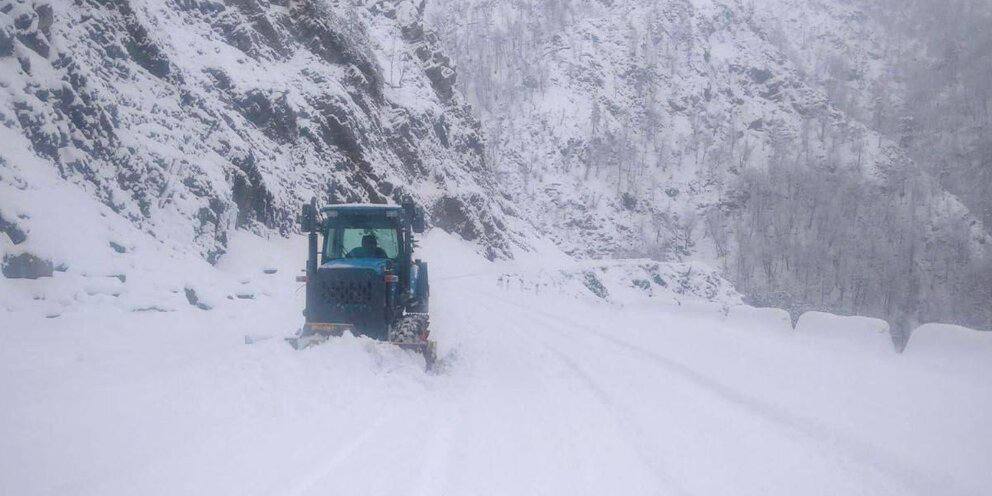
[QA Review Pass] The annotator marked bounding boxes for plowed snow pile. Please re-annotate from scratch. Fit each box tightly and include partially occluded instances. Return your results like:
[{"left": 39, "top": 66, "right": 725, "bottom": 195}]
[{"left": 1, "top": 231, "right": 990, "bottom": 496}]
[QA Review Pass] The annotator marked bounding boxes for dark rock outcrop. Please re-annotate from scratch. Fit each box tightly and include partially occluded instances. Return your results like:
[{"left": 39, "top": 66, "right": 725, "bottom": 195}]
[
  {"left": 0, "top": 212, "right": 27, "bottom": 245},
  {"left": 2, "top": 252, "right": 54, "bottom": 279}
]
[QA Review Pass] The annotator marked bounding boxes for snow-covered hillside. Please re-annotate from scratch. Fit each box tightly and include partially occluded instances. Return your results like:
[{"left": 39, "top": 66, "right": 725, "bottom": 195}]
[
  {"left": 426, "top": 0, "right": 892, "bottom": 258},
  {"left": 426, "top": 0, "right": 992, "bottom": 330},
  {"left": 2, "top": 232, "right": 989, "bottom": 495},
  {"left": 0, "top": 0, "right": 522, "bottom": 281}
]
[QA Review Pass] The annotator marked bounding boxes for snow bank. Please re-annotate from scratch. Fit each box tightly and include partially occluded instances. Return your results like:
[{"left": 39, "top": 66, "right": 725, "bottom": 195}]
[
  {"left": 904, "top": 323, "right": 992, "bottom": 376},
  {"left": 726, "top": 305, "right": 795, "bottom": 336},
  {"left": 907, "top": 324, "right": 992, "bottom": 356},
  {"left": 794, "top": 311, "right": 895, "bottom": 354}
]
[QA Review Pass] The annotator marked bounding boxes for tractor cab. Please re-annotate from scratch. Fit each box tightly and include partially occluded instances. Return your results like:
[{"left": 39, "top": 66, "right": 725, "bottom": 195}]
[
  {"left": 321, "top": 205, "right": 405, "bottom": 263},
  {"left": 291, "top": 199, "right": 434, "bottom": 366}
]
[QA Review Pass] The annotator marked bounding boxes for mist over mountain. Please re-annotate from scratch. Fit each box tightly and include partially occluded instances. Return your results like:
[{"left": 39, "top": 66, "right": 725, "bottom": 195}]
[{"left": 426, "top": 0, "right": 992, "bottom": 333}]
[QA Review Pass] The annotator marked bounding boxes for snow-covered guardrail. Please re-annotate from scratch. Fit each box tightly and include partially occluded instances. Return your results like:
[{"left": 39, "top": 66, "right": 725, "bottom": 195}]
[
  {"left": 903, "top": 323, "right": 992, "bottom": 372},
  {"left": 793, "top": 311, "right": 896, "bottom": 354}
]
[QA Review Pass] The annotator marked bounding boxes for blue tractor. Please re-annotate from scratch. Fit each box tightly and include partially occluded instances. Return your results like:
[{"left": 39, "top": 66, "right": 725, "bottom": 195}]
[{"left": 288, "top": 198, "right": 435, "bottom": 367}]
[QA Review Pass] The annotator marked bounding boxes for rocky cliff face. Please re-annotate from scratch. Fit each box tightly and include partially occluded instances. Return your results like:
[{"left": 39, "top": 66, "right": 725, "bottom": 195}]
[{"left": 1, "top": 0, "right": 521, "bottom": 280}]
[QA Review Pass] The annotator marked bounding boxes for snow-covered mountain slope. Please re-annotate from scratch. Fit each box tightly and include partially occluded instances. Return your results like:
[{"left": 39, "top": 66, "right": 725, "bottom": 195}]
[
  {"left": 0, "top": 0, "right": 523, "bottom": 283},
  {"left": 766, "top": 0, "right": 992, "bottom": 232},
  {"left": 425, "top": 0, "right": 992, "bottom": 330},
  {"left": 2, "top": 231, "right": 989, "bottom": 495},
  {"left": 426, "top": 0, "right": 893, "bottom": 259}
]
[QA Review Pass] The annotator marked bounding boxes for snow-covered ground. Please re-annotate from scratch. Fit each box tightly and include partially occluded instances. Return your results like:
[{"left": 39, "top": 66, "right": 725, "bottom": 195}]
[{"left": 1, "top": 231, "right": 989, "bottom": 496}]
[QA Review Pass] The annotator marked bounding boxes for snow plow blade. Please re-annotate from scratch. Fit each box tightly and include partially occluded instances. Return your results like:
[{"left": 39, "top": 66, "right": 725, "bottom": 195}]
[
  {"left": 285, "top": 323, "right": 350, "bottom": 350},
  {"left": 286, "top": 324, "right": 437, "bottom": 369}
]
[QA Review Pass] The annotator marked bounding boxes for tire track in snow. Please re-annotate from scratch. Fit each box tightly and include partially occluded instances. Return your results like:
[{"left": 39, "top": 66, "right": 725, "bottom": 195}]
[
  {"left": 488, "top": 297, "right": 696, "bottom": 496},
  {"left": 486, "top": 290, "right": 971, "bottom": 496},
  {"left": 536, "top": 343, "right": 697, "bottom": 496},
  {"left": 408, "top": 402, "right": 458, "bottom": 496},
  {"left": 280, "top": 410, "right": 398, "bottom": 496}
]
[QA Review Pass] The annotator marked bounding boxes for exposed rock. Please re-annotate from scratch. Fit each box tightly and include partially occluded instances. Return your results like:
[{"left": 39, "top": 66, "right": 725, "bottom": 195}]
[
  {"left": 9, "top": 2, "right": 51, "bottom": 58},
  {"left": 117, "top": 1, "right": 171, "bottom": 79},
  {"left": 207, "top": 0, "right": 286, "bottom": 59},
  {"left": 184, "top": 287, "right": 213, "bottom": 310},
  {"left": 0, "top": 16, "right": 14, "bottom": 57},
  {"left": 132, "top": 306, "right": 172, "bottom": 313},
  {"left": 431, "top": 195, "right": 478, "bottom": 241},
  {"left": 236, "top": 89, "right": 298, "bottom": 144},
  {"left": 230, "top": 153, "right": 277, "bottom": 230},
  {"left": 0, "top": 212, "right": 27, "bottom": 244},
  {"left": 2, "top": 252, "right": 54, "bottom": 279},
  {"left": 288, "top": 0, "right": 383, "bottom": 101},
  {"left": 203, "top": 67, "right": 232, "bottom": 90},
  {"left": 35, "top": 3, "right": 53, "bottom": 37},
  {"left": 583, "top": 272, "right": 609, "bottom": 300}
]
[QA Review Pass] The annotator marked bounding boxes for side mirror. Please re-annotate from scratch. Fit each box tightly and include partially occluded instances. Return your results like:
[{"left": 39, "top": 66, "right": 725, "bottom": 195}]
[{"left": 300, "top": 200, "right": 318, "bottom": 232}]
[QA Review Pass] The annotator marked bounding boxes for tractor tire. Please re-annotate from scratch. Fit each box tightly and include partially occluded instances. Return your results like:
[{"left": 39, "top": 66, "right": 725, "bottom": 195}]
[{"left": 388, "top": 313, "right": 430, "bottom": 343}]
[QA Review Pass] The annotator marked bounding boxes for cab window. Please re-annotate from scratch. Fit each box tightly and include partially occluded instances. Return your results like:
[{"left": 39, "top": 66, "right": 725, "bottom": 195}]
[{"left": 324, "top": 227, "right": 400, "bottom": 260}]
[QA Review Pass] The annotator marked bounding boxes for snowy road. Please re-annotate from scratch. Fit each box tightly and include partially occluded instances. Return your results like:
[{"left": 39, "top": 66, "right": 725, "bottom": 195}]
[{"left": 2, "top": 234, "right": 989, "bottom": 496}]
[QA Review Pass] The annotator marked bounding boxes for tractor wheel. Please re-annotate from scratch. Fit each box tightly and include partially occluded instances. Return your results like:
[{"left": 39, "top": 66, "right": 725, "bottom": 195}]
[{"left": 388, "top": 313, "right": 430, "bottom": 343}]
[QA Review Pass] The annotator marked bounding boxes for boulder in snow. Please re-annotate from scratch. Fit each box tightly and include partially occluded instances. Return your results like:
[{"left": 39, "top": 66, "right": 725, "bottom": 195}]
[
  {"left": 184, "top": 287, "right": 213, "bottom": 311},
  {"left": 2, "top": 252, "right": 54, "bottom": 279}
]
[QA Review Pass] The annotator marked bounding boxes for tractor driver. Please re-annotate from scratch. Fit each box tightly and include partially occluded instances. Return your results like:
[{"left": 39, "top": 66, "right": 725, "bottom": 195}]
[{"left": 347, "top": 233, "right": 389, "bottom": 259}]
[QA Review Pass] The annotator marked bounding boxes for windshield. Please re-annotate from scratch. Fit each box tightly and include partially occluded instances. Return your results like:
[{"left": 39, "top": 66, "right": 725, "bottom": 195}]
[{"left": 323, "top": 227, "right": 400, "bottom": 261}]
